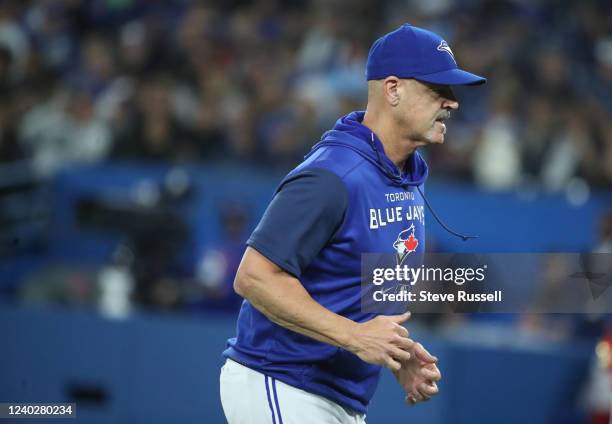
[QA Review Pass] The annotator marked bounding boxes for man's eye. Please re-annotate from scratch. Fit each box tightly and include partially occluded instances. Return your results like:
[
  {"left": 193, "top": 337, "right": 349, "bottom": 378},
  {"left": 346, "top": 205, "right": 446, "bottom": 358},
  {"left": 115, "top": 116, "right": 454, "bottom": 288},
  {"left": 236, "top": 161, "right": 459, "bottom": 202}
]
[{"left": 430, "top": 85, "right": 453, "bottom": 99}]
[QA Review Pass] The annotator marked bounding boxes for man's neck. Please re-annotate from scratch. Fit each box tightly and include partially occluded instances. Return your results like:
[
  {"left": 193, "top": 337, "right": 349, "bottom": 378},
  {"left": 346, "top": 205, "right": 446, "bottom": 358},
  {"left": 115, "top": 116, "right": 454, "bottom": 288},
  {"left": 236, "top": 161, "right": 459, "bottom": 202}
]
[{"left": 362, "top": 109, "right": 417, "bottom": 169}]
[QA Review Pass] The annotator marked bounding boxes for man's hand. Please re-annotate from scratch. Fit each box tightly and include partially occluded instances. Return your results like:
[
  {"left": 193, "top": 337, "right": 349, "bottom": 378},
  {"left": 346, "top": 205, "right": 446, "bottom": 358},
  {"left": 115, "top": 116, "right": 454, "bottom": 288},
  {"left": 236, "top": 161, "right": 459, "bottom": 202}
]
[
  {"left": 347, "top": 312, "right": 414, "bottom": 372},
  {"left": 393, "top": 342, "right": 441, "bottom": 405}
]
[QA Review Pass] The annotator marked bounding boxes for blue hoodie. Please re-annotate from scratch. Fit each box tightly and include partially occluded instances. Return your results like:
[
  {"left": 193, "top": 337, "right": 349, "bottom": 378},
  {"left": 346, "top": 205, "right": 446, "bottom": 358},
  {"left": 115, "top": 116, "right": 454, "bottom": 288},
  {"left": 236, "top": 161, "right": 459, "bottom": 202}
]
[{"left": 224, "top": 111, "right": 428, "bottom": 413}]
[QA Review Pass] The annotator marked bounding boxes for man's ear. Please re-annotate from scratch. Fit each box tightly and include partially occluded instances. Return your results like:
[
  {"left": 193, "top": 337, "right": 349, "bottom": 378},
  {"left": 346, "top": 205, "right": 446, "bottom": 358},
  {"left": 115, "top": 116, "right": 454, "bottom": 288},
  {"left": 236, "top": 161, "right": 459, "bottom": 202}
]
[{"left": 383, "top": 76, "right": 400, "bottom": 107}]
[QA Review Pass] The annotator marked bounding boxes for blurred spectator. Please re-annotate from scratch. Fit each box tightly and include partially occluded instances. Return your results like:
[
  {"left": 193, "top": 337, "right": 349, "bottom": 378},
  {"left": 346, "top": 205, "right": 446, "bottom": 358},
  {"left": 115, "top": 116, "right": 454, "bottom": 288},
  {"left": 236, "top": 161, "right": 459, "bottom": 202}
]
[
  {"left": 0, "top": 0, "right": 29, "bottom": 80},
  {"left": 110, "top": 74, "right": 197, "bottom": 161},
  {"left": 582, "top": 326, "right": 612, "bottom": 424},
  {"left": 472, "top": 87, "right": 521, "bottom": 190},
  {"left": 0, "top": 97, "right": 24, "bottom": 163},
  {"left": 520, "top": 95, "right": 555, "bottom": 184},
  {"left": 540, "top": 103, "right": 599, "bottom": 192},
  {"left": 0, "top": 45, "right": 12, "bottom": 93},
  {"left": 19, "top": 85, "right": 111, "bottom": 176},
  {"left": 192, "top": 203, "right": 251, "bottom": 313},
  {"left": 592, "top": 38, "right": 612, "bottom": 113},
  {"left": 69, "top": 32, "right": 116, "bottom": 98}
]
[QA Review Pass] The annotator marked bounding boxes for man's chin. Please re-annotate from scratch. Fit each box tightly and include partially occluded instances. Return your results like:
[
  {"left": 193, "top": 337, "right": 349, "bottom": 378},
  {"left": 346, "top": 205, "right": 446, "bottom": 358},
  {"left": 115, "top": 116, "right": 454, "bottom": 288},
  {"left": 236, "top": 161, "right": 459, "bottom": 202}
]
[
  {"left": 424, "top": 135, "right": 445, "bottom": 145},
  {"left": 427, "top": 123, "right": 447, "bottom": 144},
  {"left": 408, "top": 134, "right": 444, "bottom": 148}
]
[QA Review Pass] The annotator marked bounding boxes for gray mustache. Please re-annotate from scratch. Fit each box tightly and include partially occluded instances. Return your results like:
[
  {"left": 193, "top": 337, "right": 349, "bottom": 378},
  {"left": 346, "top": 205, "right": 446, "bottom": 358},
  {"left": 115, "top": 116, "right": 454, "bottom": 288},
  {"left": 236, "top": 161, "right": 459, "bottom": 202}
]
[{"left": 436, "top": 112, "right": 451, "bottom": 121}]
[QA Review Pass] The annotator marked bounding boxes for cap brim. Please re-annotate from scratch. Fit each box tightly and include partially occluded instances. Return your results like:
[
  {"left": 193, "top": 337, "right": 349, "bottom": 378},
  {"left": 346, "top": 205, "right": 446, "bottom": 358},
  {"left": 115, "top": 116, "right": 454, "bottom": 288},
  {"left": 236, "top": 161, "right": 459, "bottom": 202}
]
[{"left": 414, "top": 68, "right": 486, "bottom": 86}]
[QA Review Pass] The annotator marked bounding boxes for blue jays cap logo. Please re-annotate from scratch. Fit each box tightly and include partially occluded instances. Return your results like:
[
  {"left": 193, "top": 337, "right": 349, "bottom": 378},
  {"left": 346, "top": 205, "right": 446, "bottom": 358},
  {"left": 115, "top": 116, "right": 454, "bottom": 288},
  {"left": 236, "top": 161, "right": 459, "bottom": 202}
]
[
  {"left": 393, "top": 223, "right": 419, "bottom": 265},
  {"left": 437, "top": 40, "right": 456, "bottom": 64}
]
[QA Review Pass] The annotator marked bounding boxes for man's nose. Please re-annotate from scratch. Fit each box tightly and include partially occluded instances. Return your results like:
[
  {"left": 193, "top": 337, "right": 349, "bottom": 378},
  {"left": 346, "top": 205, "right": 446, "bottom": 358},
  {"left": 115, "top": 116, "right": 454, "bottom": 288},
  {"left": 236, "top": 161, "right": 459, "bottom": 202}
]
[
  {"left": 443, "top": 98, "right": 459, "bottom": 110},
  {"left": 441, "top": 87, "right": 459, "bottom": 110}
]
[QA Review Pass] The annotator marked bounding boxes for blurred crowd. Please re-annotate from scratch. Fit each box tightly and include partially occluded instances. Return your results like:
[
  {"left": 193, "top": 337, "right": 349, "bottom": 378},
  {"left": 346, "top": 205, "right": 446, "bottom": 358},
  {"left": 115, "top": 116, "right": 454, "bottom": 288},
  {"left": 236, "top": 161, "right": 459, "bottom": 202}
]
[
  {"left": 0, "top": 0, "right": 610, "bottom": 190},
  {"left": 0, "top": 0, "right": 611, "bottom": 316},
  {"left": 1, "top": 3, "right": 610, "bottom": 418}
]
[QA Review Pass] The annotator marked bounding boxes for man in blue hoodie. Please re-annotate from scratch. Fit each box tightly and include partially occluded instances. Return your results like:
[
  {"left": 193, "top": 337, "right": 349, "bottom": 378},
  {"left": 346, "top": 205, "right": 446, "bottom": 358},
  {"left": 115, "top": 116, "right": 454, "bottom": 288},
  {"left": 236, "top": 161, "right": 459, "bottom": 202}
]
[{"left": 221, "top": 24, "right": 486, "bottom": 423}]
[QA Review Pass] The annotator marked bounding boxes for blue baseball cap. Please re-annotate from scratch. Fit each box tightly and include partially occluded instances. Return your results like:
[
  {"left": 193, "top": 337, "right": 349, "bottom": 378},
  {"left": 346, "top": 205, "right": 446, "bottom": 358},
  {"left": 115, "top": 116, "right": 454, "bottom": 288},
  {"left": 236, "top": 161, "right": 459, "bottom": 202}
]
[{"left": 366, "top": 24, "right": 486, "bottom": 86}]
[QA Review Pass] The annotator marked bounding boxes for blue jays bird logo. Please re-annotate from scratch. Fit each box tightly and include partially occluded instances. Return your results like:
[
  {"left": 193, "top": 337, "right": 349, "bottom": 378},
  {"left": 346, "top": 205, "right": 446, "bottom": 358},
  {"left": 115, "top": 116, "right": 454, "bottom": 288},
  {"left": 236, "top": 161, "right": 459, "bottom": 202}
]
[
  {"left": 393, "top": 223, "right": 419, "bottom": 265},
  {"left": 437, "top": 40, "right": 456, "bottom": 63}
]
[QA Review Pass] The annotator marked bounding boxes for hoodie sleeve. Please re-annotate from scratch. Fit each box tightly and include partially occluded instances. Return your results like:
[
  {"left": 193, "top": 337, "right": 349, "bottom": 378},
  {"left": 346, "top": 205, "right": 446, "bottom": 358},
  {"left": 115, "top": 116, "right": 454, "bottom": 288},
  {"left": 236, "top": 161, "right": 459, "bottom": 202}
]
[{"left": 246, "top": 168, "right": 347, "bottom": 278}]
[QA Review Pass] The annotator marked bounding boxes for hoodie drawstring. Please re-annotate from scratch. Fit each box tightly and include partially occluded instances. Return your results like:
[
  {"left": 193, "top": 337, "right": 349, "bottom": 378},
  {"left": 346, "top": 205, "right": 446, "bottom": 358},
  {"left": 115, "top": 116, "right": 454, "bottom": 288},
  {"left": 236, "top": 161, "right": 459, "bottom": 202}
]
[
  {"left": 416, "top": 185, "right": 478, "bottom": 241},
  {"left": 370, "top": 132, "right": 478, "bottom": 242}
]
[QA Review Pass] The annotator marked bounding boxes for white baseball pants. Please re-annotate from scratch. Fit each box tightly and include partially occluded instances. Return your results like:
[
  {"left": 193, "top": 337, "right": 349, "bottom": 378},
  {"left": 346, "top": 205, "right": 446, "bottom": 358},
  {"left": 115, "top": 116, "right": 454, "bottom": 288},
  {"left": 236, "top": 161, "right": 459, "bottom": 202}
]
[{"left": 220, "top": 358, "right": 366, "bottom": 424}]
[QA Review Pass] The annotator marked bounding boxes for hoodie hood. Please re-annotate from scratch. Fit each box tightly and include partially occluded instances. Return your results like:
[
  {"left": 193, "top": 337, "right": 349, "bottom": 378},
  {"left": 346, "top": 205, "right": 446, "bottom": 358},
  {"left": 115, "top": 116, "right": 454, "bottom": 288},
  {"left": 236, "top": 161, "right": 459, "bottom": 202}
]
[{"left": 306, "top": 111, "right": 428, "bottom": 187}]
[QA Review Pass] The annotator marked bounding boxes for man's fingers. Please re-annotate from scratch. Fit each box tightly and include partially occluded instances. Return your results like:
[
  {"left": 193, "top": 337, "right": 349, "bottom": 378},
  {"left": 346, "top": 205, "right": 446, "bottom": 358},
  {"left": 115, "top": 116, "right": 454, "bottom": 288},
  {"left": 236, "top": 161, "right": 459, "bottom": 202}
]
[
  {"left": 390, "top": 346, "right": 411, "bottom": 362},
  {"left": 420, "top": 365, "right": 442, "bottom": 381},
  {"left": 413, "top": 342, "right": 437, "bottom": 363},
  {"left": 393, "top": 323, "right": 409, "bottom": 338},
  {"left": 395, "top": 336, "right": 414, "bottom": 352},
  {"left": 409, "top": 391, "right": 425, "bottom": 403},
  {"left": 386, "top": 357, "right": 401, "bottom": 372},
  {"left": 406, "top": 395, "right": 418, "bottom": 405},
  {"left": 389, "top": 311, "right": 411, "bottom": 324},
  {"left": 414, "top": 384, "right": 434, "bottom": 402},
  {"left": 417, "top": 393, "right": 431, "bottom": 402},
  {"left": 419, "top": 382, "right": 439, "bottom": 397}
]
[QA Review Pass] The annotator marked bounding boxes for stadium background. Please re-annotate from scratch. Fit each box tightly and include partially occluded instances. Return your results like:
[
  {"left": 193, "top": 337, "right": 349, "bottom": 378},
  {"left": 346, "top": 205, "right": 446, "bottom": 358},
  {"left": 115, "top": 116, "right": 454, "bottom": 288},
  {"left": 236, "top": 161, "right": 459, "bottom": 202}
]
[{"left": 0, "top": 0, "right": 611, "bottom": 422}]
